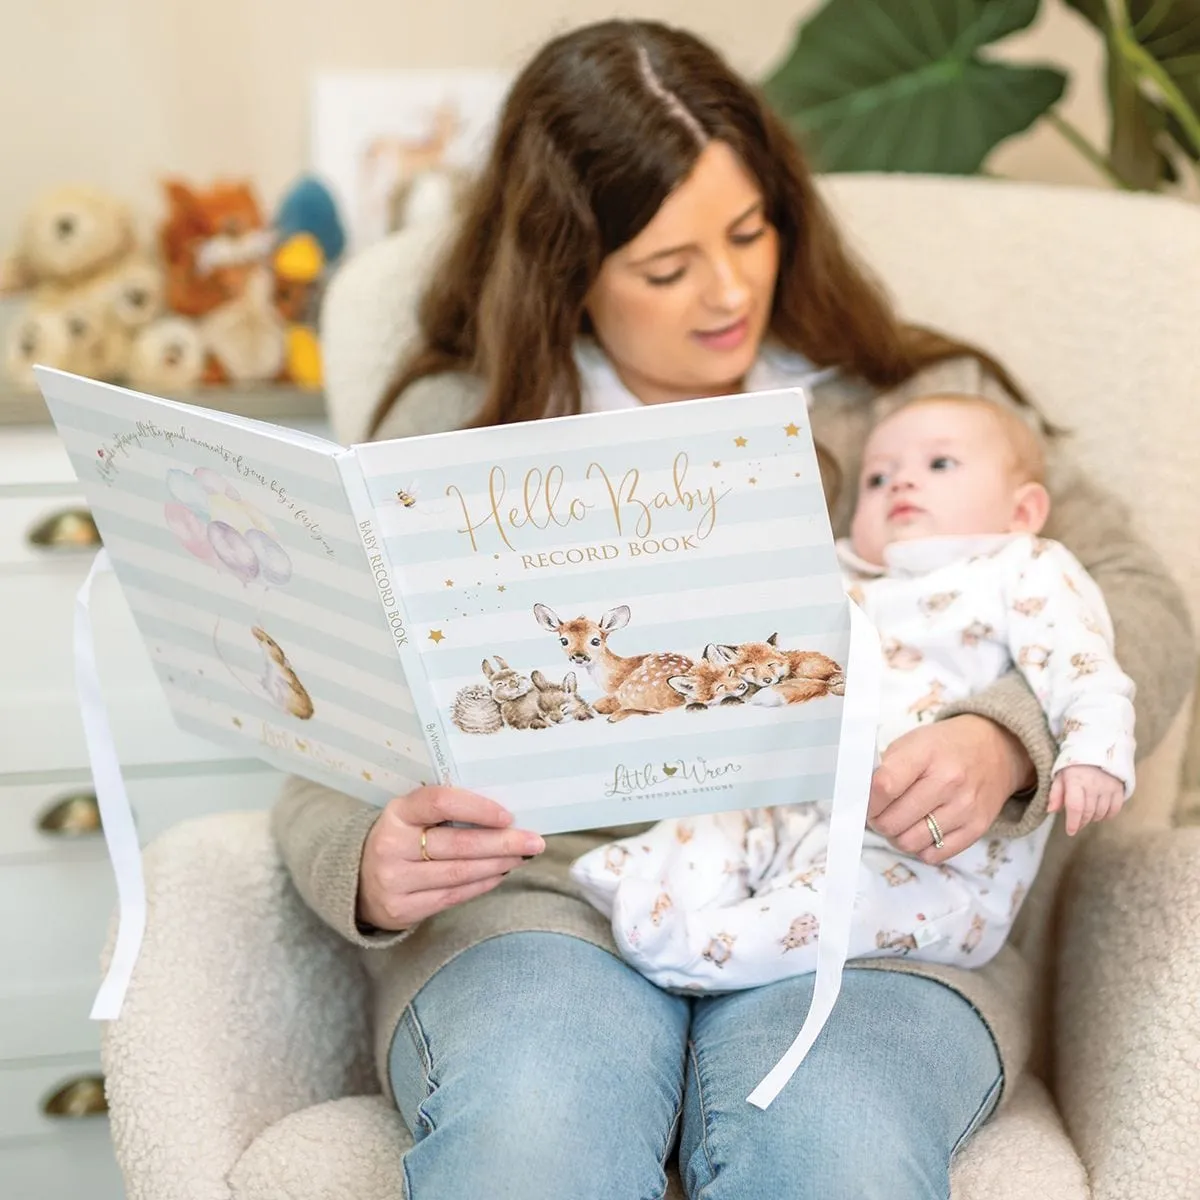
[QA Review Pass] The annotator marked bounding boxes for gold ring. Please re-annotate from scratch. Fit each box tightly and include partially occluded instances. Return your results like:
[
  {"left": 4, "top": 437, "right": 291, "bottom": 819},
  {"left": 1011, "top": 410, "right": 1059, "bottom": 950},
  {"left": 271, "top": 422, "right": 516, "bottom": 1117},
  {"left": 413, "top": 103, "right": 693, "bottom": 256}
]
[
  {"left": 420, "top": 827, "right": 432, "bottom": 862},
  {"left": 925, "top": 813, "right": 944, "bottom": 850}
]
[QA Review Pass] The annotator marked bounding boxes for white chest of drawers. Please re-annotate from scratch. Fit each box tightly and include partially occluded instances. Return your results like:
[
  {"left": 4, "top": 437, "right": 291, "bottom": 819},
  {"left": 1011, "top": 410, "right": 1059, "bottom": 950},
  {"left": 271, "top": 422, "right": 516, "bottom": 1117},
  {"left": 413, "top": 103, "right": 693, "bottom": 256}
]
[{"left": 0, "top": 406, "right": 325, "bottom": 1198}]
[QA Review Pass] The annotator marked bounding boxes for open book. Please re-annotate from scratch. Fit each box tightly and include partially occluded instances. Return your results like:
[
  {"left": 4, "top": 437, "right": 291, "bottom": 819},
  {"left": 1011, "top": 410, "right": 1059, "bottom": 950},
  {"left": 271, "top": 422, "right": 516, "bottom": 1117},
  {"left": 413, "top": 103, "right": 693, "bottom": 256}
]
[
  {"left": 36, "top": 365, "right": 866, "bottom": 834},
  {"left": 36, "top": 365, "right": 881, "bottom": 1107}
]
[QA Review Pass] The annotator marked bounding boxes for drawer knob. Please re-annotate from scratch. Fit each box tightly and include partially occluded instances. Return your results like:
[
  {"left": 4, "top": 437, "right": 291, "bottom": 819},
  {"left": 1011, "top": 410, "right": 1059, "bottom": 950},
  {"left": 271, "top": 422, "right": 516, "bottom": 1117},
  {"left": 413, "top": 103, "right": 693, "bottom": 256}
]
[
  {"left": 37, "top": 791, "right": 102, "bottom": 837},
  {"left": 26, "top": 507, "right": 102, "bottom": 550},
  {"left": 41, "top": 1074, "right": 108, "bottom": 1118}
]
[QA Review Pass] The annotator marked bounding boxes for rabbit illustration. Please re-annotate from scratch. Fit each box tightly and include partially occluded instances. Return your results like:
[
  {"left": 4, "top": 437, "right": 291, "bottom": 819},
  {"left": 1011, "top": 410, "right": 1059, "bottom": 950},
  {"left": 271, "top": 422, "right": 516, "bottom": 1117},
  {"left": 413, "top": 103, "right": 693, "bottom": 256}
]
[
  {"left": 251, "top": 626, "right": 314, "bottom": 720},
  {"left": 481, "top": 656, "right": 547, "bottom": 730},
  {"left": 451, "top": 682, "right": 503, "bottom": 734},
  {"left": 531, "top": 670, "right": 595, "bottom": 723}
]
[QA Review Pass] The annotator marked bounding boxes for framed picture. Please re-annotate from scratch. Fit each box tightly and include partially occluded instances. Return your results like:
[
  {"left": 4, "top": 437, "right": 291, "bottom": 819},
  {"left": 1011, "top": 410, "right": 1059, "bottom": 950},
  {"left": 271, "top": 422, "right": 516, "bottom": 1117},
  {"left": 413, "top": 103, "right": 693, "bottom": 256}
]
[{"left": 310, "top": 69, "right": 514, "bottom": 254}]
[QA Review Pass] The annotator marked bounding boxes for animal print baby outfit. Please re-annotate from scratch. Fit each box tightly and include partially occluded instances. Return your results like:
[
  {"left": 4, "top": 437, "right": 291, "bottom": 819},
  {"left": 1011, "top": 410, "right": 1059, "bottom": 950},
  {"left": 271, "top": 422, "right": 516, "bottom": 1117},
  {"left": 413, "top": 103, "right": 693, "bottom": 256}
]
[{"left": 571, "top": 533, "right": 1136, "bottom": 991}]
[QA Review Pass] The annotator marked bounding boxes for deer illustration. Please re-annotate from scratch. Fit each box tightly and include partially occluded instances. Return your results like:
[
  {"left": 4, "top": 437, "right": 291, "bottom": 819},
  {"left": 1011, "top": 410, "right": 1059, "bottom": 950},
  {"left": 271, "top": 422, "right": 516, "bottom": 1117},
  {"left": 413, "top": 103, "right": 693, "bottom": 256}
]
[{"left": 533, "top": 603, "right": 693, "bottom": 723}]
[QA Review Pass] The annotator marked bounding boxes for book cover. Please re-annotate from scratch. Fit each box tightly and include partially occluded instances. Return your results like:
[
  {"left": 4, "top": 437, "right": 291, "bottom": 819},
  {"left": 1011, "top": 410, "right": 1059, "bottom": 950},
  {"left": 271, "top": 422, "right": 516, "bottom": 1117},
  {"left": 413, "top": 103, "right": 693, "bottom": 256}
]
[{"left": 352, "top": 387, "right": 850, "bottom": 833}]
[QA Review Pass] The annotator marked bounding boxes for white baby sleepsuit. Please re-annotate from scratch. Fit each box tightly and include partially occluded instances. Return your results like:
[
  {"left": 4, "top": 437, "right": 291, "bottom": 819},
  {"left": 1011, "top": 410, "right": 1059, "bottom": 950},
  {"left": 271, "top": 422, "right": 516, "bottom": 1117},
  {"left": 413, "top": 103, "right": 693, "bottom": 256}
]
[{"left": 571, "top": 533, "right": 1136, "bottom": 992}]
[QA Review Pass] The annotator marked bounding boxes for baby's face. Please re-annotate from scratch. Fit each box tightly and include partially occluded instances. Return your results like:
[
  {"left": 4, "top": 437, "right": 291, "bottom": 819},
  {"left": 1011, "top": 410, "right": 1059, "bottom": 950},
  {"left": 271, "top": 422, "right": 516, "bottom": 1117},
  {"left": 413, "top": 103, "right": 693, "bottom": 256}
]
[{"left": 850, "top": 400, "right": 1041, "bottom": 565}]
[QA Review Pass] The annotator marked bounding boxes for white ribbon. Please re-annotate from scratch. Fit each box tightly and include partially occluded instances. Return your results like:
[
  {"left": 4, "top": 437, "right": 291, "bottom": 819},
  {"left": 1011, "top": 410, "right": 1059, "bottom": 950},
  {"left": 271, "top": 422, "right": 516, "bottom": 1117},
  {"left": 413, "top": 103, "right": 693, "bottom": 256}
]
[
  {"left": 75, "top": 549, "right": 147, "bottom": 1021},
  {"left": 747, "top": 599, "right": 881, "bottom": 1108}
]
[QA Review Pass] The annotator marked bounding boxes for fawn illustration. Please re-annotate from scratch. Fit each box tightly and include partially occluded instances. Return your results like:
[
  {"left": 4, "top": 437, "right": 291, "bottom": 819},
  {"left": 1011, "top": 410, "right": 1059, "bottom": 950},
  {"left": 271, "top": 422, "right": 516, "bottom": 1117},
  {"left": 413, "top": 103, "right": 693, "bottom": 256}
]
[
  {"left": 665, "top": 649, "right": 752, "bottom": 709},
  {"left": 706, "top": 634, "right": 845, "bottom": 706},
  {"left": 533, "top": 603, "right": 693, "bottom": 723}
]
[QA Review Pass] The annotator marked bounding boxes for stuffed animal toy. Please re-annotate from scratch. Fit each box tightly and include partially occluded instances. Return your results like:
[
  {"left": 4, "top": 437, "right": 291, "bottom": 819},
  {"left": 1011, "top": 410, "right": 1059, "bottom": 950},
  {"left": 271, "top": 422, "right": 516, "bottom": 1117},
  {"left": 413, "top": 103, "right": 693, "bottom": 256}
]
[
  {"left": 3, "top": 184, "right": 136, "bottom": 295},
  {"left": 126, "top": 315, "right": 205, "bottom": 393},
  {"left": 159, "top": 179, "right": 272, "bottom": 318},
  {"left": 1, "top": 184, "right": 164, "bottom": 389},
  {"left": 267, "top": 176, "right": 346, "bottom": 388},
  {"left": 198, "top": 267, "right": 286, "bottom": 384}
]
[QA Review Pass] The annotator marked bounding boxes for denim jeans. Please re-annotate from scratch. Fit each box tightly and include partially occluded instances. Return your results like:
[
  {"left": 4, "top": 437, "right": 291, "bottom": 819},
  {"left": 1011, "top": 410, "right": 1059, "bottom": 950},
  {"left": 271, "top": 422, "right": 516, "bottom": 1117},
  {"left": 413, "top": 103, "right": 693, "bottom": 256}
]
[{"left": 389, "top": 932, "right": 1002, "bottom": 1200}]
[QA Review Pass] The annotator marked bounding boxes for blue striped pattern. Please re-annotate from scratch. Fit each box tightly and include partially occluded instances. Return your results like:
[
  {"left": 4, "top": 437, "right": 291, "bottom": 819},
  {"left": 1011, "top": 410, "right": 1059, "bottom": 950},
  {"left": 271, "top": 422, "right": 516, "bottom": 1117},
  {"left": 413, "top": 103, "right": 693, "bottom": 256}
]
[{"left": 39, "top": 370, "right": 430, "bottom": 801}]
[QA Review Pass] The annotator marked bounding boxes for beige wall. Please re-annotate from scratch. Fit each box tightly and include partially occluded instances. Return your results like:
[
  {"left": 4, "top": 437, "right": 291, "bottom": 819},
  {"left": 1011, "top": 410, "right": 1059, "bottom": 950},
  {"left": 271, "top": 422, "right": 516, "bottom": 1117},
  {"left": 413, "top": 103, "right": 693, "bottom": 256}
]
[{"left": 0, "top": 0, "right": 1163, "bottom": 250}]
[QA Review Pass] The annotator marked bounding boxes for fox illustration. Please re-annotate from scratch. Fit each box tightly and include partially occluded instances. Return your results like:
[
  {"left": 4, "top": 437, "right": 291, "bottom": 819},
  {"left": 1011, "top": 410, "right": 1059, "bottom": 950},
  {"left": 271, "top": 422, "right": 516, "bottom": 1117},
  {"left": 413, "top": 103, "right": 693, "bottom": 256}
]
[{"left": 702, "top": 634, "right": 844, "bottom": 707}]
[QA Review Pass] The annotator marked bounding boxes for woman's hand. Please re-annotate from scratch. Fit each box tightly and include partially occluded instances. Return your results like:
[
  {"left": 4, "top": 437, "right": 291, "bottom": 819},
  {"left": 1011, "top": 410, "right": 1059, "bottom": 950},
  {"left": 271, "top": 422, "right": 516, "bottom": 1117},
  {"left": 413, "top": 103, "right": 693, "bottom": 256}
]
[
  {"left": 357, "top": 785, "right": 546, "bottom": 932},
  {"left": 867, "top": 715, "right": 1036, "bottom": 865}
]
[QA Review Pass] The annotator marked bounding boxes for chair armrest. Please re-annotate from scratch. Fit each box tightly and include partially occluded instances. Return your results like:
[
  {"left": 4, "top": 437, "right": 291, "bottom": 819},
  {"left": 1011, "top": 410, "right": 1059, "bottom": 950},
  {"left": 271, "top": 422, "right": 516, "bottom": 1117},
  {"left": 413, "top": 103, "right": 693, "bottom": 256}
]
[
  {"left": 1054, "top": 826, "right": 1200, "bottom": 1200},
  {"left": 101, "top": 811, "right": 376, "bottom": 1200}
]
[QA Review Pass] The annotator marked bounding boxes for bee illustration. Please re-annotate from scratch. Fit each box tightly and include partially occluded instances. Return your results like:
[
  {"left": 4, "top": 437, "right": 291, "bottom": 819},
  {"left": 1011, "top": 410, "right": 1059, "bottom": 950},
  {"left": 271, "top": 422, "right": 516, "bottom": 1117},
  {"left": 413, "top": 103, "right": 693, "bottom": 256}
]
[{"left": 393, "top": 482, "right": 419, "bottom": 509}]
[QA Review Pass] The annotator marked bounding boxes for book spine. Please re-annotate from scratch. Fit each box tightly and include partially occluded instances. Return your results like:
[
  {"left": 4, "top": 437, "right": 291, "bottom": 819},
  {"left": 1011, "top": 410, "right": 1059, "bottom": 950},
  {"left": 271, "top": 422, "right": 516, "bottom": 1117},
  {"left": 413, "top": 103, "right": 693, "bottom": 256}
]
[{"left": 333, "top": 452, "right": 456, "bottom": 788}]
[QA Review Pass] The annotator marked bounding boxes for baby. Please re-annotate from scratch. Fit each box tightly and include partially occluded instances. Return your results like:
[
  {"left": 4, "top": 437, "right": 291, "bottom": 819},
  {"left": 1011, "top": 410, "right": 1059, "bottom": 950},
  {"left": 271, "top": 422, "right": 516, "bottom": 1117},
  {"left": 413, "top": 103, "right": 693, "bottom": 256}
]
[{"left": 571, "top": 394, "right": 1136, "bottom": 992}]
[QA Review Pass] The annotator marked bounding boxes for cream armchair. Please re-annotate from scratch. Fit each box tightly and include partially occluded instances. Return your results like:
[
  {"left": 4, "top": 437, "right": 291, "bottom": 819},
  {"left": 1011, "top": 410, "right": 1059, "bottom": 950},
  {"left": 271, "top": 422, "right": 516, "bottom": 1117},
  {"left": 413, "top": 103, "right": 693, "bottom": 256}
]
[{"left": 101, "top": 175, "right": 1200, "bottom": 1200}]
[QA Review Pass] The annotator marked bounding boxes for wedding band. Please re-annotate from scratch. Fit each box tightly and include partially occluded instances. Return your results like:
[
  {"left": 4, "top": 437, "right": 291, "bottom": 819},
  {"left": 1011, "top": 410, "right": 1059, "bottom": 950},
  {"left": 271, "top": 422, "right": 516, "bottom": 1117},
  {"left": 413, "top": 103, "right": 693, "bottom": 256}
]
[
  {"left": 420, "top": 827, "right": 433, "bottom": 862},
  {"left": 925, "top": 813, "right": 945, "bottom": 850}
]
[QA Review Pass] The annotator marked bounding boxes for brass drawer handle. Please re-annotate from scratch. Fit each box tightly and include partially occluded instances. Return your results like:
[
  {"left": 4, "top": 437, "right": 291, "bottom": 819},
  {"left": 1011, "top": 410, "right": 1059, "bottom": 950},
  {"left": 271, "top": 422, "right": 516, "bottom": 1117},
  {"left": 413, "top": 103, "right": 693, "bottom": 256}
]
[
  {"left": 37, "top": 791, "right": 103, "bottom": 836},
  {"left": 41, "top": 1074, "right": 108, "bottom": 1118},
  {"left": 26, "top": 507, "right": 102, "bottom": 550}
]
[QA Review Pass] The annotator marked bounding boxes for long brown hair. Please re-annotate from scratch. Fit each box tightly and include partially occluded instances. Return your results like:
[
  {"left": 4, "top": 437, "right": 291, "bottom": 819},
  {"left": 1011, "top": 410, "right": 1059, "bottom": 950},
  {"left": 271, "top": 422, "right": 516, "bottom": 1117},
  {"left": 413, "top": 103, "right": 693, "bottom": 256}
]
[{"left": 368, "top": 19, "right": 1035, "bottom": 439}]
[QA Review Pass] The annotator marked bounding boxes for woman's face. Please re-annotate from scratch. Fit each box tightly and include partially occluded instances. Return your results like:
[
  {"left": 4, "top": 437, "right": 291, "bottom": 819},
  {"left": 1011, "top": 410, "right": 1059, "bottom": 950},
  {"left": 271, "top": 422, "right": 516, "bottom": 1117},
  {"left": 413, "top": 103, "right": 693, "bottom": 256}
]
[{"left": 585, "top": 140, "right": 780, "bottom": 406}]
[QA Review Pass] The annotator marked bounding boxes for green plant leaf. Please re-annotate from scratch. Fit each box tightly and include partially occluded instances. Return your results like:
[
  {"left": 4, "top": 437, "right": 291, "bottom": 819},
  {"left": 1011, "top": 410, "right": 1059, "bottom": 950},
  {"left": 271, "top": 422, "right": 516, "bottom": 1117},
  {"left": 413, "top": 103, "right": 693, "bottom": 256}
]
[
  {"left": 1065, "top": 0, "right": 1200, "bottom": 179},
  {"left": 762, "top": 0, "right": 1067, "bottom": 174}
]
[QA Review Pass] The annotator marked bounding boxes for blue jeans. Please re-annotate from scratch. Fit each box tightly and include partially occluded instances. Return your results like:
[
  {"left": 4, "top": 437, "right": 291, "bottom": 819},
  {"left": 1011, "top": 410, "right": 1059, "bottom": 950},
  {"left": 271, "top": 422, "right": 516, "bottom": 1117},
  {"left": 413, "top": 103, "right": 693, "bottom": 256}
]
[{"left": 388, "top": 932, "right": 1002, "bottom": 1200}]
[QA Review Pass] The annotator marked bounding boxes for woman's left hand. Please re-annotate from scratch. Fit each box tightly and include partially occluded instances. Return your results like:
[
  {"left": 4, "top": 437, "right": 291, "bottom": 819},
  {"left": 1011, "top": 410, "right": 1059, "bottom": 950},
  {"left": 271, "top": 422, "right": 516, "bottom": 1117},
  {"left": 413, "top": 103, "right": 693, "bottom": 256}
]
[{"left": 867, "top": 715, "right": 1036, "bottom": 865}]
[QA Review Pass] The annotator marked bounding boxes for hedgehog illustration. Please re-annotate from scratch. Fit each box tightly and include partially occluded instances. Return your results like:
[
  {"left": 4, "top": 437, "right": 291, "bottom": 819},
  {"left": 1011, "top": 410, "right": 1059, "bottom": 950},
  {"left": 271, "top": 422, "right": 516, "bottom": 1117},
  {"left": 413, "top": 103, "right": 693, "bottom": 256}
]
[{"left": 450, "top": 682, "right": 504, "bottom": 734}]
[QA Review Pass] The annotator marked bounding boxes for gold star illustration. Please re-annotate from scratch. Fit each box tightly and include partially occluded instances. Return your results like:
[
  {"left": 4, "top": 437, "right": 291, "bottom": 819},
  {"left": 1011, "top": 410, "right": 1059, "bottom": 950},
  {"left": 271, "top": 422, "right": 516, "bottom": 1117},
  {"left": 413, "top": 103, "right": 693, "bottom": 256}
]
[
  {"left": 362, "top": 770, "right": 373, "bottom": 781},
  {"left": 428, "top": 629, "right": 446, "bottom": 644},
  {"left": 445, "top": 579, "right": 454, "bottom": 587},
  {"left": 232, "top": 716, "right": 242, "bottom": 729},
  {"left": 748, "top": 477, "right": 758, "bottom": 485},
  {"left": 734, "top": 436, "right": 747, "bottom": 447},
  {"left": 498, "top": 584, "right": 507, "bottom": 592},
  {"left": 784, "top": 423, "right": 800, "bottom": 437}
]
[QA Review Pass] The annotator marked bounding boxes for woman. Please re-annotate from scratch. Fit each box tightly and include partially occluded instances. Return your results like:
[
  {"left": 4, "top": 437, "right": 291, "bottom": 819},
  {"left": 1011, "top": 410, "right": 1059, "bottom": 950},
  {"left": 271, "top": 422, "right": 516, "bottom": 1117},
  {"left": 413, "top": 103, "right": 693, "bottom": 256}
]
[{"left": 273, "top": 20, "right": 1194, "bottom": 1199}]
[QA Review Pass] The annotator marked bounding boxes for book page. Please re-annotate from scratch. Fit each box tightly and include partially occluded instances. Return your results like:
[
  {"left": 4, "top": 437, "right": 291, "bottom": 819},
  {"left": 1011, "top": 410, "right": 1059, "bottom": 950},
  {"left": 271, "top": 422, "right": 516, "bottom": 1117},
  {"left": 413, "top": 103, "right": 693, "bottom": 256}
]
[
  {"left": 36, "top": 368, "right": 432, "bottom": 802},
  {"left": 353, "top": 388, "right": 850, "bottom": 832}
]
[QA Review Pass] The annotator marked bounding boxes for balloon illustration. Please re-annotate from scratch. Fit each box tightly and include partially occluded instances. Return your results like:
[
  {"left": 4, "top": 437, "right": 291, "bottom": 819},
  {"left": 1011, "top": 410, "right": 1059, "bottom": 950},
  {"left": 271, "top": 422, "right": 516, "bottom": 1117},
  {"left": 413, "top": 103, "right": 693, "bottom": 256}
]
[
  {"left": 164, "top": 502, "right": 218, "bottom": 566},
  {"left": 244, "top": 529, "right": 293, "bottom": 586},
  {"left": 164, "top": 466, "right": 293, "bottom": 591},
  {"left": 193, "top": 467, "right": 227, "bottom": 495},
  {"left": 165, "top": 469, "right": 210, "bottom": 519},
  {"left": 207, "top": 520, "right": 260, "bottom": 583}
]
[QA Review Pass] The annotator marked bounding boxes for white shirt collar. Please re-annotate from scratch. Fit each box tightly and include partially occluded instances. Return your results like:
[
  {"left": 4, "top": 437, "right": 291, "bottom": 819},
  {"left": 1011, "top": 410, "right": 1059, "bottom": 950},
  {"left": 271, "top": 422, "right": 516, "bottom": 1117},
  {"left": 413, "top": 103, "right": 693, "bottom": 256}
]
[
  {"left": 574, "top": 338, "right": 836, "bottom": 414},
  {"left": 837, "top": 533, "right": 1022, "bottom": 578}
]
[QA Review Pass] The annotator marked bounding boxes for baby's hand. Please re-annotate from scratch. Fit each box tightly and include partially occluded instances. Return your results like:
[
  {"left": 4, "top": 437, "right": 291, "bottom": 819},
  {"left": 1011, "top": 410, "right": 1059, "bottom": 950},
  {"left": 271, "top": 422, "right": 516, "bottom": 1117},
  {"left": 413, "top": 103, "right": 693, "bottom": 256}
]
[{"left": 1048, "top": 764, "right": 1126, "bottom": 836}]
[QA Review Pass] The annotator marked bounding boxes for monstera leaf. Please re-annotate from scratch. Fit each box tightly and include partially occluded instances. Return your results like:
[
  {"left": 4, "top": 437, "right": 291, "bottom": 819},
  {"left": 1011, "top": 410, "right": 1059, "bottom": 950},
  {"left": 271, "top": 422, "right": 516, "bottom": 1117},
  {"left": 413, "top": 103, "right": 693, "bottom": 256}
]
[
  {"left": 763, "top": 0, "right": 1067, "bottom": 174},
  {"left": 1065, "top": 0, "right": 1200, "bottom": 188}
]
